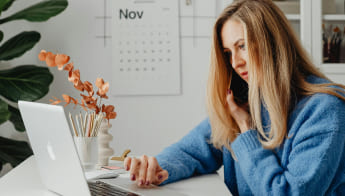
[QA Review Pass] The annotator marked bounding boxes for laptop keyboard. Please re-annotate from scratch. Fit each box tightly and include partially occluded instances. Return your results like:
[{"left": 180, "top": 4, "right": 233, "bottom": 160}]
[{"left": 88, "top": 181, "right": 140, "bottom": 196}]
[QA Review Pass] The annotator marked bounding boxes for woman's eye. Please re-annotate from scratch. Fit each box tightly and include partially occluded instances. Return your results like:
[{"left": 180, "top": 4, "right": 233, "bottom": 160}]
[{"left": 239, "top": 44, "right": 245, "bottom": 50}]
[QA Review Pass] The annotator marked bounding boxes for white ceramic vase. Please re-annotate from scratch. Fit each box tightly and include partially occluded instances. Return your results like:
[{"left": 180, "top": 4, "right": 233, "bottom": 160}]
[{"left": 97, "top": 120, "right": 114, "bottom": 166}]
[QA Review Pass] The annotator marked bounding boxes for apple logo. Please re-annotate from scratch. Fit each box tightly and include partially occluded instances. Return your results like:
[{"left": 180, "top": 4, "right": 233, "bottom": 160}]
[{"left": 47, "top": 141, "right": 56, "bottom": 160}]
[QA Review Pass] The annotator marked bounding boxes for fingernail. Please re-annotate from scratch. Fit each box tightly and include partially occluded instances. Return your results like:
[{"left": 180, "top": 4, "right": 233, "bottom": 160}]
[
  {"left": 125, "top": 166, "right": 129, "bottom": 171},
  {"left": 158, "top": 175, "right": 163, "bottom": 180},
  {"left": 139, "top": 180, "right": 143, "bottom": 185},
  {"left": 130, "top": 174, "right": 136, "bottom": 181},
  {"left": 145, "top": 181, "right": 150, "bottom": 186},
  {"left": 227, "top": 89, "right": 231, "bottom": 94}
]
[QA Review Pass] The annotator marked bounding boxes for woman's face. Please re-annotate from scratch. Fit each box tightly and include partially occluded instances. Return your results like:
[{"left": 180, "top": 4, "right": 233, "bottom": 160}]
[{"left": 221, "top": 19, "right": 249, "bottom": 82}]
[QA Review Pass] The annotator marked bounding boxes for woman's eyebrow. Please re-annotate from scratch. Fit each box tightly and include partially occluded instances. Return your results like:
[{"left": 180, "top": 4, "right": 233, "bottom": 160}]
[
  {"left": 223, "top": 38, "right": 244, "bottom": 52},
  {"left": 233, "top": 38, "right": 244, "bottom": 46}
]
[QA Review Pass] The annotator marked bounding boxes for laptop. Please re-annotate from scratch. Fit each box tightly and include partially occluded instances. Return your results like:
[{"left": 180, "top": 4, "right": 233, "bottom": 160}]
[{"left": 18, "top": 101, "right": 186, "bottom": 196}]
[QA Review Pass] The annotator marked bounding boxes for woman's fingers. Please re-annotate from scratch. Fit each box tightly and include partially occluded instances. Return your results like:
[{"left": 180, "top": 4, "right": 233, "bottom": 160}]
[
  {"left": 124, "top": 157, "right": 131, "bottom": 171},
  {"left": 146, "top": 157, "right": 169, "bottom": 185},
  {"left": 146, "top": 157, "right": 159, "bottom": 185},
  {"left": 154, "top": 169, "right": 169, "bottom": 185},
  {"left": 226, "top": 90, "right": 240, "bottom": 113},
  {"left": 138, "top": 155, "right": 148, "bottom": 186},
  {"left": 130, "top": 158, "right": 140, "bottom": 181},
  {"left": 226, "top": 89, "right": 251, "bottom": 133},
  {"left": 124, "top": 156, "right": 169, "bottom": 187}
]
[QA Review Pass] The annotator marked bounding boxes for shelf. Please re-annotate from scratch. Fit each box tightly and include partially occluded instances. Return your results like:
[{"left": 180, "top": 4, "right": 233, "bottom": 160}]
[
  {"left": 323, "top": 14, "right": 345, "bottom": 21},
  {"left": 286, "top": 14, "right": 300, "bottom": 21},
  {"left": 320, "top": 63, "right": 345, "bottom": 74}
]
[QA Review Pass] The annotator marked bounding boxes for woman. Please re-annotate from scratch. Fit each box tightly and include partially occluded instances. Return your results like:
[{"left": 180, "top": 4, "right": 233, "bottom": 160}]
[{"left": 124, "top": 0, "right": 345, "bottom": 195}]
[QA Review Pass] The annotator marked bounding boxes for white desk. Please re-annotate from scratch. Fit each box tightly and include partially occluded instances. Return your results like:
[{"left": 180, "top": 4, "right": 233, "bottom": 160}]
[{"left": 0, "top": 156, "right": 232, "bottom": 196}]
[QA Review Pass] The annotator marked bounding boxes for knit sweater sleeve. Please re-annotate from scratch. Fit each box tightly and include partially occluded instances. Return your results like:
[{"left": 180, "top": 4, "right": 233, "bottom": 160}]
[
  {"left": 231, "top": 93, "right": 345, "bottom": 195},
  {"left": 156, "top": 118, "right": 223, "bottom": 185}
]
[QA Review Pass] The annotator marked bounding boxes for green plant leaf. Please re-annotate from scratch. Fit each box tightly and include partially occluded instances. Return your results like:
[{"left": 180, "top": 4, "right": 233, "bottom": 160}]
[
  {"left": 0, "top": 98, "right": 10, "bottom": 124},
  {"left": 0, "top": 136, "right": 33, "bottom": 168},
  {"left": 0, "top": 65, "right": 53, "bottom": 102},
  {"left": 2, "top": 0, "right": 16, "bottom": 12},
  {"left": 0, "top": 0, "right": 11, "bottom": 15},
  {"left": 0, "top": 0, "right": 68, "bottom": 24},
  {"left": 0, "top": 31, "right": 3, "bottom": 43},
  {"left": 8, "top": 105, "right": 25, "bottom": 132},
  {"left": 0, "top": 31, "right": 40, "bottom": 61}
]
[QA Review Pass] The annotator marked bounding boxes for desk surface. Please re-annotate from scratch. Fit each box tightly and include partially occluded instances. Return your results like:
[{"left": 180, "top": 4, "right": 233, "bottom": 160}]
[{"left": 0, "top": 156, "right": 232, "bottom": 196}]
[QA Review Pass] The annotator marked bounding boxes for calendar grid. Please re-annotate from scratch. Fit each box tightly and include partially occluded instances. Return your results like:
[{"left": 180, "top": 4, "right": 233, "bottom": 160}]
[{"left": 112, "top": 0, "right": 181, "bottom": 95}]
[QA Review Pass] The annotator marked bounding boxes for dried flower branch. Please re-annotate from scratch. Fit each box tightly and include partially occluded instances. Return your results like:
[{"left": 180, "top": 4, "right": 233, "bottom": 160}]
[{"left": 38, "top": 50, "right": 117, "bottom": 123}]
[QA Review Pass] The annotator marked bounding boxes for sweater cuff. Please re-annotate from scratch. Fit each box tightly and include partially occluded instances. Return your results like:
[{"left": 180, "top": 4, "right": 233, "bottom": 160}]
[{"left": 231, "top": 130, "right": 261, "bottom": 158}]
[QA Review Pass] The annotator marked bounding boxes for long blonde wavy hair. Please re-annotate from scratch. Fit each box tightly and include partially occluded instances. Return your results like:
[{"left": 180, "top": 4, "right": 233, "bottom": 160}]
[{"left": 207, "top": 0, "right": 345, "bottom": 150}]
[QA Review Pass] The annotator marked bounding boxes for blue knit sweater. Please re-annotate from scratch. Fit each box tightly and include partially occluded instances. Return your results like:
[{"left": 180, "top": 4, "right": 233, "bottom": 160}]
[{"left": 156, "top": 76, "right": 345, "bottom": 195}]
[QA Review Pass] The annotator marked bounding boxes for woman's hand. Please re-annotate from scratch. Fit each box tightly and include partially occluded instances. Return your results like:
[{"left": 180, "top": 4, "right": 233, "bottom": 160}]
[
  {"left": 124, "top": 155, "right": 169, "bottom": 187},
  {"left": 226, "top": 90, "right": 251, "bottom": 133}
]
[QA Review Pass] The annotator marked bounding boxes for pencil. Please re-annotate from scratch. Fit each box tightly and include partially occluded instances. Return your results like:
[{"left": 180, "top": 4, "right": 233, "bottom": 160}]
[
  {"left": 69, "top": 112, "right": 78, "bottom": 137},
  {"left": 97, "top": 113, "right": 104, "bottom": 134},
  {"left": 87, "top": 114, "right": 92, "bottom": 137},
  {"left": 93, "top": 113, "right": 99, "bottom": 137},
  {"left": 89, "top": 113, "right": 94, "bottom": 137},
  {"left": 75, "top": 114, "right": 82, "bottom": 137},
  {"left": 83, "top": 112, "right": 88, "bottom": 137},
  {"left": 93, "top": 113, "right": 102, "bottom": 137},
  {"left": 79, "top": 113, "right": 84, "bottom": 137},
  {"left": 92, "top": 112, "right": 97, "bottom": 136}
]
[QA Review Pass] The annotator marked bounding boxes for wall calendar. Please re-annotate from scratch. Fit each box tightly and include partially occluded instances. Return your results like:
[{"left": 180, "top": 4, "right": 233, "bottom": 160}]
[{"left": 112, "top": 0, "right": 180, "bottom": 95}]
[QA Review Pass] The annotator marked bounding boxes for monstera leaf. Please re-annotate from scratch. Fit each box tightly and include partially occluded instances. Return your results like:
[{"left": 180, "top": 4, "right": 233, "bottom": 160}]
[
  {"left": 0, "top": 136, "right": 33, "bottom": 169},
  {"left": 0, "top": 0, "right": 68, "bottom": 24},
  {"left": 0, "top": 0, "right": 68, "bottom": 170},
  {"left": 0, "top": 0, "right": 12, "bottom": 16},
  {"left": 0, "top": 31, "right": 40, "bottom": 61},
  {"left": 0, "top": 65, "right": 53, "bottom": 132},
  {"left": 0, "top": 99, "right": 10, "bottom": 125},
  {"left": 1, "top": 0, "right": 15, "bottom": 13},
  {"left": 0, "top": 66, "right": 52, "bottom": 168},
  {"left": 0, "top": 31, "right": 3, "bottom": 43},
  {"left": 0, "top": 65, "right": 53, "bottom": 102},
  {"left": 8, "top": 105, "right": 25, "bottom": 132}
]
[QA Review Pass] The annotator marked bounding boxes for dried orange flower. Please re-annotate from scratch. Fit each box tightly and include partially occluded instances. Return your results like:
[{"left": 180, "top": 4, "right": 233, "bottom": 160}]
[{"left": 38, "top": 50, "right": 117, "bottom": 123}]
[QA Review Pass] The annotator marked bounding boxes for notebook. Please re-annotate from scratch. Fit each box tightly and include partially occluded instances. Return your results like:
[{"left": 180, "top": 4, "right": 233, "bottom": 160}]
[{"left": 18, "top": 101, "right": 186, "bottom": 196}]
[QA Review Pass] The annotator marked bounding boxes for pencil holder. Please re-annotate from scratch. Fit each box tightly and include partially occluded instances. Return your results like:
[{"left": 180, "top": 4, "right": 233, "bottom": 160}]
[{"left": 74, "top": 136, "right": 98, "bottom": 170}]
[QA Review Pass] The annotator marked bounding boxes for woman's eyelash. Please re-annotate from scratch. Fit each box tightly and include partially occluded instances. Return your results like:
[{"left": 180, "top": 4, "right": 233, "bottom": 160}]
[{"left": 223, "top": 44, "right": 245, "bottom": 55}]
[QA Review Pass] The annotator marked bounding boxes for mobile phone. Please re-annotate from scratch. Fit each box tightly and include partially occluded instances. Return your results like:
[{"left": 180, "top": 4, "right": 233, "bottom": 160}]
[{"left": 226, "top": 66, "right": 248, "bottom": 105}]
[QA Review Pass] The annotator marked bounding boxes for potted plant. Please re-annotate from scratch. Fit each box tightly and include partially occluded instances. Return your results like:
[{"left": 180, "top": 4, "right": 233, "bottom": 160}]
[{"left": 0, "top": 0, "right": 68, "bottom": 172}]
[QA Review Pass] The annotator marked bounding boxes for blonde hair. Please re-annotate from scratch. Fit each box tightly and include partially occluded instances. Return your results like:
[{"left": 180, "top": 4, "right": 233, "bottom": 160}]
[{"left": 207, "top": 0, "right": 345, "bottom": 150}]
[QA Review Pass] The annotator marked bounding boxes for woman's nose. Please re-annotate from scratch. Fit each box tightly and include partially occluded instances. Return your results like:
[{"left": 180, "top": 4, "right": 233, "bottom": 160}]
[{"left": 231, "top": 53, "right": 245, "bottom": 69}]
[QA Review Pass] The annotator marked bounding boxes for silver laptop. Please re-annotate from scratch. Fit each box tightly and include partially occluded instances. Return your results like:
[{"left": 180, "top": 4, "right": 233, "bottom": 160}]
[{"left": 18, "top": 101, "right": 185, "bottom": 196}]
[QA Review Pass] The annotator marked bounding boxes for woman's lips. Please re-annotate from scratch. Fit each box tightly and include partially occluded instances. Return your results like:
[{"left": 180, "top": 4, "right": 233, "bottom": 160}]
[{"left": 240, "top": 71, "right": 248, "bottom": 79}]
